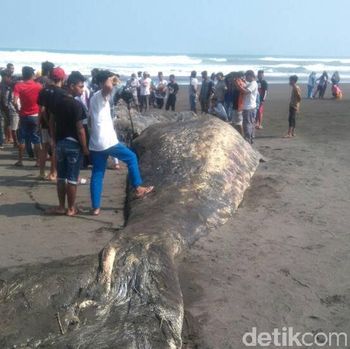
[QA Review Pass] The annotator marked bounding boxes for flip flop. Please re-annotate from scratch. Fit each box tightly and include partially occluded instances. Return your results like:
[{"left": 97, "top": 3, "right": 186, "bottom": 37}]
[
  {"left": 91, "top": 208, "right": 101, "bottom": 216},
  {"left": 134, "top": 186, "right": 155, "bottom": 199}
]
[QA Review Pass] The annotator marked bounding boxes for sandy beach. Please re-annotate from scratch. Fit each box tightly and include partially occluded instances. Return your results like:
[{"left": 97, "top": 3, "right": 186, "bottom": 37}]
[{"left": 1, "top": 83, "right": 350, "bottom": 348}]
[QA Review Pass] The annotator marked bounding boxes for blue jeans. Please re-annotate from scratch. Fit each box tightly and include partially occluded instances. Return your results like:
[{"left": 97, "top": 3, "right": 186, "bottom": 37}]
[
  {"left": 90, "top": 143, "right": 142, "bottom": 209},
  {"left": 307, "top": 85, "right": 314, "bottom": 98},
  {"left": 56, "top": 139, "right": 83, "bottom": 185},
  {"left": 189, "top": 94, "right": 197, "bottom": 113},
  {"left": 0, "top": 112, "right": 3, "bottom": 146},
  {"left": 18, "top": 116, "right": 41, "bottom": 145}
]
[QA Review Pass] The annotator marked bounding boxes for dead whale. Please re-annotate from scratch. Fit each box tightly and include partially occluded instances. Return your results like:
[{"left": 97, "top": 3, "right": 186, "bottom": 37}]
[{"left": 0, "top": 116, "right": 260, "bottom": 348}]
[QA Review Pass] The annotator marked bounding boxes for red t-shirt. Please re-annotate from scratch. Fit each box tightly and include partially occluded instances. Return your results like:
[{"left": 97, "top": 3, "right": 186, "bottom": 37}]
[{"left": 13, "top": 80, "right": 42, "bottom": 116}]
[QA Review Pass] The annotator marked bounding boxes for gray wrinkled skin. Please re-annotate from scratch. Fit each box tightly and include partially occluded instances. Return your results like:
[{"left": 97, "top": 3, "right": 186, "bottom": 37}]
[{"left": 0, "top": 115, "right": 260, "bottom": 349}]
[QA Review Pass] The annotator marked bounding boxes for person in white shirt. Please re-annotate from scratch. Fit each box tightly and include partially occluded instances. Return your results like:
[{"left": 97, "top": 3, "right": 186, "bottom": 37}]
[
  {"left": 140, "top": 71, "right": 152, "bottom": 112},
  {"left": 154, "top": 71, "right": 167, "bottom": 109},
  {"left": 89, "top": 70, "right": 154, "bottom": 215},
  {"left": 242, "top": 70, "right": 258, "bottom": 144},
  {"left": 189, "top": 70, "right": 198, "bottom": 113}
]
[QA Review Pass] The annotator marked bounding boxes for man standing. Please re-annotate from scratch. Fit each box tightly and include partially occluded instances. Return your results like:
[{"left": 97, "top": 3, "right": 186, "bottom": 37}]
[
  {"left": 256, "top": 70, "right": 268, "bottom": 129},
  {"left": 154, "top": 72, "right": 167, "bottom": 109},
  {"left": 165, "top": 74, "right": 179, "bottom": 111},
  {"left": 199, "top": 71, "right": 214, "bottom": 113},
  {"left": 37, "top": 67, "right": 66, "bottom": 181},
  {"left": 0, "top": 69, "right": 18, "bottom": 146},
  {"left": 189, "top": 71, "right": 198, "bottom": 113},
  {"left": 214, "top": 72, "right": 227, "bottom": 112},
  {"left": 140, "top": 72, "right": 152, "bottom": 113},
  {"left": 48, "top": 71, "right": 89, "bottom": 216},
  {"left": 89, "top": 70, "right": 154, "bottom": 215},
  {"left": 284, "top": 75, "right": 301, "bottom": 138},
  {"left": 242, "top": 70, "right": 258, "bottom": 144},
  {"left": 13, "top": 66, "right": 42, "bottom": 166}
]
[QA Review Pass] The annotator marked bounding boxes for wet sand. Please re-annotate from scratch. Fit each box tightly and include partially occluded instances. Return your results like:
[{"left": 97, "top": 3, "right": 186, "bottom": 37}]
[
  {"left": 178, "top": 84, "right": 350, "bottom": 348},
  {"left": 1, "top": 83, "right": 350, "bottom": 348}
]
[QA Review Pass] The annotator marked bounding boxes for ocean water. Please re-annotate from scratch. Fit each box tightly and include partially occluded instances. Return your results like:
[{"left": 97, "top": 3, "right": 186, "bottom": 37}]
[{"left": 0, "top": 49, "right": 349, "bottom": 84}]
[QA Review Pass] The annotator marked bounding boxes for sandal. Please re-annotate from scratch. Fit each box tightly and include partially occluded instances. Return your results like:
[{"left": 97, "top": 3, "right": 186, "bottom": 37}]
[
  {"left": 91, "top": 208, "right": 100, "bottom": 216},
  {"left": 134, "top": 186, "right": 155, "bottom": 199}
]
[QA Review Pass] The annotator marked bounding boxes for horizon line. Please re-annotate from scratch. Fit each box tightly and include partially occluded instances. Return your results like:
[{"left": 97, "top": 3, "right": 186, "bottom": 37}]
[{"left": 0, "top": 47, "right": 348, "bottom": 59}]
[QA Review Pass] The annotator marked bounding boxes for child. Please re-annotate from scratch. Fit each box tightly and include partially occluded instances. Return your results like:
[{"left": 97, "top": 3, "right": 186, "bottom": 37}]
[{"left": 285, "top": 75, "right": 301, "bottom": 138}]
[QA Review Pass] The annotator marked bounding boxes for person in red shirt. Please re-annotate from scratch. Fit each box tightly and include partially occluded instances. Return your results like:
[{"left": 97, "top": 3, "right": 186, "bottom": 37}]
[{"left": 13, "top": 66, "right": 42, "bottom": 166}]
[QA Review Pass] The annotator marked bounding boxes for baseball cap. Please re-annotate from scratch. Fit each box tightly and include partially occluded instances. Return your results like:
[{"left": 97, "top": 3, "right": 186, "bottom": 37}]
[{"left": 51, "top": 67, "right": 66, "bottom": 81}]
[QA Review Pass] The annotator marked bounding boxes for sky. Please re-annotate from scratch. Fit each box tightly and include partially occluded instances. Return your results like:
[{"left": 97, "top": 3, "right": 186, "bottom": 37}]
[{"left": 0, "top": 0, "right": 349, "bottom": 57}]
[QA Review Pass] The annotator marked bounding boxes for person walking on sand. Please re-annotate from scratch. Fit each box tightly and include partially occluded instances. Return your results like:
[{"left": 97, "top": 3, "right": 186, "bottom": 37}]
[
  {"left": 284, "top": 75, "right": 301, "bottom": 138},
  {"left": 47, "top": 71, "right": 89, "bottom": 216},
  {"left": 89, "top": 70, "right": 154, "bottom": 216}
]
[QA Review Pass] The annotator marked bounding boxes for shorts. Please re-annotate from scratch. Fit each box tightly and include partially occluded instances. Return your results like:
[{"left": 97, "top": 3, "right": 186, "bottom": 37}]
[
  {"left": 41, "top": 128, "right": 51, "bottom": 144},
  {"left": 18, "top": 116, "right": 41, "bottom": 145},
  {"left": 10, "top": 111, "right": 19, "bottom": 131},
  {"left": 232, "top": 110, "right": 243, "bottom": 125},
  {"left": 56, "top": 139, "right": 82, "bottom": 185}
]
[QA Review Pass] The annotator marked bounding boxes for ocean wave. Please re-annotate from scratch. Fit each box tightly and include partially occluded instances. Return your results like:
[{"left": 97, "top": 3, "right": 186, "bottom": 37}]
[
  {"left": 1, "top": 50, "right": 349, "bottom": 82},
  {"left": 208, "top": 58, "right": 227, "bottom": 62},
  {"left": 260, "top": 56, "right": 350, "bottom": 64}
]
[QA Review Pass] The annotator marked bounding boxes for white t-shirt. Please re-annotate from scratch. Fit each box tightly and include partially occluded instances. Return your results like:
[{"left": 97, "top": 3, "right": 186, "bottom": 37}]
[
  {"left": 155, "top": 79, "right": 168, "bottom": 99},
  {"left": 189, "top": 77, "right": 198, "bottom": 96},
  {"left": 89, "top": 90, "right": 118, "bottom": 151},
  {"left": 243, "top": 80, "right": 258, "bottom": 110},
  {"left": 140, "top": 77, "right": 152, "bottom": 96}
]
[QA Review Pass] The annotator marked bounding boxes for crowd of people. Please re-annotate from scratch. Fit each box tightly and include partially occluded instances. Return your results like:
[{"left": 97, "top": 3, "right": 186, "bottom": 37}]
[
  {"left": 0, "top": 62, "right": 154, "bottom": 216},
  {"left": 188, "top": 69, "right": 269, "bottom": 144},
  {"left": 307, "top": 70, "right": 342, "bottom": 99},
  {"left": 0, "top": 61, "right": 343, "bottom": 215}
]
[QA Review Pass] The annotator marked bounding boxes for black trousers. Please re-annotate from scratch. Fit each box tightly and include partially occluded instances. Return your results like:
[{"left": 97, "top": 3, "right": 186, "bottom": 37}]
[
  {"left": 288, "top": 107, "right": 297, "bottom": 128},
  {"left": 165, "top": 94, "right": 176, "bottom": 111},
  {"left": 156, "top": 97, "right": 164, "bottom": 109}
]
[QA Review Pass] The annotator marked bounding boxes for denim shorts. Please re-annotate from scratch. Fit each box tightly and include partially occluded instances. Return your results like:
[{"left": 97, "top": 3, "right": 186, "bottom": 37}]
[
  {"left": 18, "top": 116, "right": 41, "bottom": 145},
  {"left": 56, "top": 139, "right": 82, "bottom": 185}
]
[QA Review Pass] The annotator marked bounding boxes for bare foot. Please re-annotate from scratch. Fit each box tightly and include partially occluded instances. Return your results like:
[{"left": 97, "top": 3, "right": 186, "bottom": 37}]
[
  {"left": 66, "top": 207, "right": 79, "bottom": 217},
  {"left": 45, "top": 206, "right": 66, "bottom": 215},
  {"left": 47, "top": 173, "right": 57, "bottom": 182},
  {"left": 134, "top": 186, "right": 155, "bottom": 199}
]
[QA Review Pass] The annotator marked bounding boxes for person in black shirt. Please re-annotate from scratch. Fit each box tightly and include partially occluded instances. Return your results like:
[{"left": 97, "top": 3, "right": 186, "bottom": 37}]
[
  {"left": 165, "top": 74, "right": 179, "bottom": 111},
  {"left": 47, "top": 71, "right": 88, "bottom": 217},
  {"left": 256, "top": 70, "right": 268, "bottom": 129},
  {"left": 37, "top": 67, "right": 66, "bottom": 181}
]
